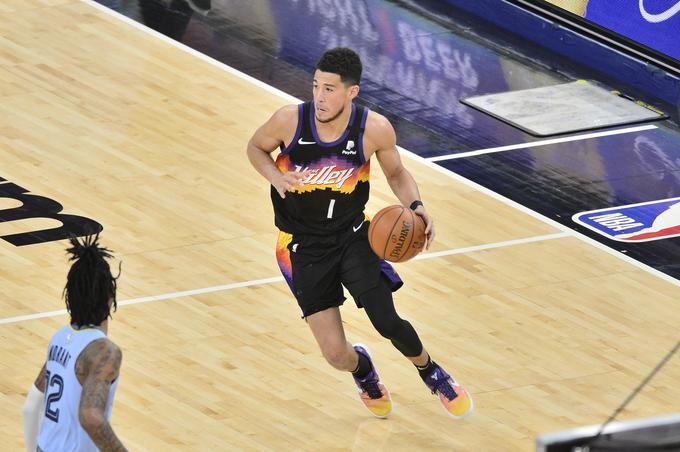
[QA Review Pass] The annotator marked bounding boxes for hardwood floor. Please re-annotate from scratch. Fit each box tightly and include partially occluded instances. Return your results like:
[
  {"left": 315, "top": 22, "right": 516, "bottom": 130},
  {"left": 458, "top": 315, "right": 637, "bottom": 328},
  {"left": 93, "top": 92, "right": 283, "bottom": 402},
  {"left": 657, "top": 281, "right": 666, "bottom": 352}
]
[{"left": 1, "top": 1, "right": 679, "bottom": 449}]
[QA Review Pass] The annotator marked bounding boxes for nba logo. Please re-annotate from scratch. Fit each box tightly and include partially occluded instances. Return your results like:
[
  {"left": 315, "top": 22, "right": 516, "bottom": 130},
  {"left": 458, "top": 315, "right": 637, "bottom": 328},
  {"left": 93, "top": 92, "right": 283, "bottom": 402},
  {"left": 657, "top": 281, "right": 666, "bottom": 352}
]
[{"left": 572, "top": 197, "right": 680, "bottom": 242}]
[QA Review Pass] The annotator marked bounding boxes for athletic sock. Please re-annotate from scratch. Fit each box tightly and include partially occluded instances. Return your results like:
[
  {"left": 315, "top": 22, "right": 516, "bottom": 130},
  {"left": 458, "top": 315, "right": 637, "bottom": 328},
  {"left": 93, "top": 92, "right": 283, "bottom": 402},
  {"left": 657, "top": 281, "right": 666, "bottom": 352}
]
[
  {"left": 351, "top": 349, "right": 372, "bottom": 380},
  {"left": 415, "top": 355, "right": 437, "bottom": 380}
]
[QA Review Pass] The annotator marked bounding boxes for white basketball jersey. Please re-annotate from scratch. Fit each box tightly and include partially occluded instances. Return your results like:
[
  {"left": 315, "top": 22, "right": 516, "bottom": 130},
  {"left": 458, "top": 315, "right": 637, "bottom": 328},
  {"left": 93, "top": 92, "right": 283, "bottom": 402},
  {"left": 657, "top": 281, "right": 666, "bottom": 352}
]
[{"left": 37, "top": 325, "right": 119, "bottom": 452}]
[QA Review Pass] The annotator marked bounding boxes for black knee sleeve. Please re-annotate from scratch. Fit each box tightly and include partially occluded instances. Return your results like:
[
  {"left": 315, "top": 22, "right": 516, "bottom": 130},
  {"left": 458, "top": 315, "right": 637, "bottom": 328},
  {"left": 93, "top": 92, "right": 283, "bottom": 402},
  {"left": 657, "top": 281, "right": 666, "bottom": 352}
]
[{"left": 358, "top": 277, "right": 423, "bottom": 357}]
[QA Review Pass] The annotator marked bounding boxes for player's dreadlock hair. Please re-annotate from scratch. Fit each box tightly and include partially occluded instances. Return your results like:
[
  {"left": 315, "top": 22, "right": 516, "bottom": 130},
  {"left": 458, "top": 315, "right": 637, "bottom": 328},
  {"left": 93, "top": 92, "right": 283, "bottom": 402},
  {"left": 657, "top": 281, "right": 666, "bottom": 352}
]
[
  {"left": 63, "top": 234, "right": 120, "bottom": 327},
  {"left": 316, "top": 47, "right": 363, "bottom": 86}
]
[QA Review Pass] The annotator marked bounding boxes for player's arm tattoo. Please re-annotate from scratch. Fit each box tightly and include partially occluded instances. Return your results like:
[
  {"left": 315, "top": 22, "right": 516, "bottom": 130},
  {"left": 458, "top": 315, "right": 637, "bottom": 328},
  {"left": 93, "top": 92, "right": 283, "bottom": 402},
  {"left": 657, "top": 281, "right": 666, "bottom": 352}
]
[
  {"left": 34, "top": 363, "right": 47, "bottom": 392},
  {"left": 78, "top": 339, "right": 127, "bottom": 452}
]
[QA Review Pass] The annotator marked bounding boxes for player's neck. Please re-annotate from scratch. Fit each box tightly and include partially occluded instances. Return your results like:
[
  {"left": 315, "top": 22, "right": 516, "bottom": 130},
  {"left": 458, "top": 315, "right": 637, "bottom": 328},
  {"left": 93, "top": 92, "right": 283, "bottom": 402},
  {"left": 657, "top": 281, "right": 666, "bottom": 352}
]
[
  {"left": 314, "top": 103, "right": 352, "bottom": 142},
  {"left": 71, "top": 320, "right": 108, "bottom": 334}
]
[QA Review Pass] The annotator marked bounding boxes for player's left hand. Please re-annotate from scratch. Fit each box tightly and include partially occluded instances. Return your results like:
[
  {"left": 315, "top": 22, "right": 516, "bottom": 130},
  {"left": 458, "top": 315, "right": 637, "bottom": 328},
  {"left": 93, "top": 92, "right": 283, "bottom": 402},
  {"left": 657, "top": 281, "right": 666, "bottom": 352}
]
[{"left": 413, "top": 206, "right": 435, "bottom": 249}]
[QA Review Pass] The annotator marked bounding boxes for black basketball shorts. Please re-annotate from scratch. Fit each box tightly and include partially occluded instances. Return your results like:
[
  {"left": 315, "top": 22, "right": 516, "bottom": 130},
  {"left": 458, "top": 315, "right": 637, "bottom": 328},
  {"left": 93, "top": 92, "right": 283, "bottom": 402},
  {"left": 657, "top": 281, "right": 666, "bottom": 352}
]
[{"left": 275, "top": 216, "right": 403, "bottom": 318}]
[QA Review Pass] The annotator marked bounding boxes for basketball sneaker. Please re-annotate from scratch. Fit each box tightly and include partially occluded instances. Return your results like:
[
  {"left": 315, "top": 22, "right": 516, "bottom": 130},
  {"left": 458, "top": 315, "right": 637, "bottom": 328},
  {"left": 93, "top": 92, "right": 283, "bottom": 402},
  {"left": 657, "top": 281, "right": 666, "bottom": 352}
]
[
  {"left": 422, "top": 365, "right": 473, "bottom": 419},
  {"left": 352, "top": 344, "right": 392, "bottom": 418}
]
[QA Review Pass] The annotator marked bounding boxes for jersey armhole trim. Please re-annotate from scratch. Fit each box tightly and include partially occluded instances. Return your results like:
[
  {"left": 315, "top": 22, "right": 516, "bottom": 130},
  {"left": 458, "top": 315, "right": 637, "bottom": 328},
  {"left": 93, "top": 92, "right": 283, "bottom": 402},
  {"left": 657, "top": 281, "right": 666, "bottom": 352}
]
[
  {"left": 280, "top": 103, "right": 304, "bottom": 155},
  {"left": 358, "top": 107, "right": 370, "bottom": 165}
]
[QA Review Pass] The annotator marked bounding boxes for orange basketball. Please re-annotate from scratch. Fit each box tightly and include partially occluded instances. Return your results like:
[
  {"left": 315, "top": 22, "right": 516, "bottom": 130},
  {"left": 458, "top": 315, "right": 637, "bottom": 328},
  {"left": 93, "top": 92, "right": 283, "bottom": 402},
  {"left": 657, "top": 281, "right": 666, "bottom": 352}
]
[{"left": 368, "top": 205, "right": 426, "bottom": 262}]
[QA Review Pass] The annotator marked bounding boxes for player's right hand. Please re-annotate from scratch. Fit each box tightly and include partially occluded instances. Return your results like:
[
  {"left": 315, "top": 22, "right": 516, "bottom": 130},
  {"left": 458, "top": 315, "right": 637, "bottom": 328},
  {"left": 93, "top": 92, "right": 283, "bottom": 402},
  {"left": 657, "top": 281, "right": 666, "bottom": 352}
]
[{"left": 272, "top": 170, "right": 311, "bottom": 199}]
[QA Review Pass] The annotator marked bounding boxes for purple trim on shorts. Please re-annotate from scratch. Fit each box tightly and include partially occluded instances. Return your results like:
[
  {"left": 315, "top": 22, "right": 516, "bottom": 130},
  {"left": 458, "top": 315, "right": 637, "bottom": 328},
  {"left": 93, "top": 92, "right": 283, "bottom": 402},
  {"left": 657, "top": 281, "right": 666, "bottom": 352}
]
[
  {"left": 280, "top": 103, "right": 304, "bottom": 155},
  {"left": 310, "top": 102, "right": 356, "bottom": 147},
  {"left": 380, "top": 260, "right": 403, "bottom": 291},
  {"left": 280, "top": 265, "right": 295, "bottom": 296},
  {"left": 358, "top": 107, "right": 369, "bottom": 165}
]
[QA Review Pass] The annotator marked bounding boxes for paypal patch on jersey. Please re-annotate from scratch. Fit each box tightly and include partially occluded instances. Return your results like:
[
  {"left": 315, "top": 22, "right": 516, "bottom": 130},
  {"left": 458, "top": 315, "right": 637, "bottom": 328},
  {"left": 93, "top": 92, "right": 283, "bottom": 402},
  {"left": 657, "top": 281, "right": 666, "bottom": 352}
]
[{"left": 573, "top": 197, "right": 680, "bottom": 242}]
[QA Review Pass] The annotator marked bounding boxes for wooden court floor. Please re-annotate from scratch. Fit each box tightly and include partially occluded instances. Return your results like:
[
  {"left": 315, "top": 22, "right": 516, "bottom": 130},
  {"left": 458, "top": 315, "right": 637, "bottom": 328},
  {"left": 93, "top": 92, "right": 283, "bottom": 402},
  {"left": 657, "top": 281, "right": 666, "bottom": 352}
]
[{"left": 1, "top": 1, "right": 679, "bottom": 450}]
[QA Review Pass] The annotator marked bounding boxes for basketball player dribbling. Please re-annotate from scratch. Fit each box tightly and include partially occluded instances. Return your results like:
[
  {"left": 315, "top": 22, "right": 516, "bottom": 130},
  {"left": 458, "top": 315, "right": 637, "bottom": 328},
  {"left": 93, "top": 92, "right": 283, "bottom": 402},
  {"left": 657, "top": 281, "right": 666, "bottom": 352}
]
[{"left": 246, "top": 47, "right": 473, "bottom": 419}]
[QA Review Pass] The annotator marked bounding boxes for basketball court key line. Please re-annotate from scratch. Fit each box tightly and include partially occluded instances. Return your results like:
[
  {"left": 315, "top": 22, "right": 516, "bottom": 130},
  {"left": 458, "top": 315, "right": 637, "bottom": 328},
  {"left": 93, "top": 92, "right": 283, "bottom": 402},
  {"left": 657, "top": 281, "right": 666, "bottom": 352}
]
[
  {"left": 413, "top": 231, "right": 569, "bottom": 260},
  {"left": 82, "top": 0, "right": 300, "bottom": 105},
  {"left": 427, "top": 124, "right": 658, "bottom": 162},
  {"left": 0, "top": 233, "right": 568, "bottom": 325},
  {"left": 408, "top": 147, "right": 680, "bottom": 290},
  {"left": 81, "top": 2, "right": 680, "bottom": 289}
]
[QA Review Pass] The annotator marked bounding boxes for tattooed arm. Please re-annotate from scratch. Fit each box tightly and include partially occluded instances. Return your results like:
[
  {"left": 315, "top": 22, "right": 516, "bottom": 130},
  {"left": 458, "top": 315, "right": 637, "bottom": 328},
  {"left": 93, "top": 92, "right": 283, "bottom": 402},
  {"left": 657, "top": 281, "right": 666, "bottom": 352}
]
[
  {"left": 76, "top": 338, "right": 127, "bottom": 452},
  {"left": 34, "top": 363, "right": 47, "bottom": 392}
]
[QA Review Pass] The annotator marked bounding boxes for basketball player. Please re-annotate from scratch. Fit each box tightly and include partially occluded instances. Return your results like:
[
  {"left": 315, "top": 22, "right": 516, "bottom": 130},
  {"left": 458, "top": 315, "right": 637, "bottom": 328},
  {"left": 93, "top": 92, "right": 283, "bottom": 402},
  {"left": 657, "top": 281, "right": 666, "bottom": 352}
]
[
  {"left": 247, "top": 47, "right": 473, "bottom": 419},
  {"left": 22, "top": 234, "right": 126, "bottom": 451}
]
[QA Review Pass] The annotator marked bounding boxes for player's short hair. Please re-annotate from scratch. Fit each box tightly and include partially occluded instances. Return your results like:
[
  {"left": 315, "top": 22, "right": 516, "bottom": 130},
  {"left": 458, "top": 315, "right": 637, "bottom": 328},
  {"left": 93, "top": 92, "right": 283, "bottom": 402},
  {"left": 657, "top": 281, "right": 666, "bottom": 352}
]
[
  {"left": 316, "top": 47, "right": 362, "bottom": 86},
  {"left": 63, "top": 234, "right": 120, "bottom": 327}
]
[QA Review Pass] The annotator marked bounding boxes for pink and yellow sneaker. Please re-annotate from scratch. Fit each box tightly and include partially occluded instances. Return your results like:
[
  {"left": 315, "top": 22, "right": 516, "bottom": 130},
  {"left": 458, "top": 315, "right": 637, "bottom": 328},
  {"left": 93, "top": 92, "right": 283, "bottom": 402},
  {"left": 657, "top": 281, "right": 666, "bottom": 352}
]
[
  {"left": 352, "top": 344, "right": 393, "bottom": 418},
  {"left": 423, "top": 365, "right": 473, "bottom": 419}
]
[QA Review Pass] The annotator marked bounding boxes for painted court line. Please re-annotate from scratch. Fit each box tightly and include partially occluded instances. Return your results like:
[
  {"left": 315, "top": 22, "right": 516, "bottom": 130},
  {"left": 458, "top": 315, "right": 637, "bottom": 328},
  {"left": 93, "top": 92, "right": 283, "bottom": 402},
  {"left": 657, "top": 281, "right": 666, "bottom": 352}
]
[
  {"left": 83, "top": 0, "right": 680, "bottom": 291},
  {"left": 414, "top": 232, "right": 569, "bottom": 260},
  {"left": 428, "top": 124, "right": 658, "bottom": 162},
  {"left": 82, "top": 0, "right": 300, "bottom": 104},
  {"left": 3, "top": 1, "right": 673, "bottom": 330},
  {"left": 0, "top": 233, "right": 568, "bottom": 325},
  {"left": 76, "top": 3, "right": 680, "bottom": 295},
  {"left": 406, "top": 147, "right": 680, "bottom": 290}
]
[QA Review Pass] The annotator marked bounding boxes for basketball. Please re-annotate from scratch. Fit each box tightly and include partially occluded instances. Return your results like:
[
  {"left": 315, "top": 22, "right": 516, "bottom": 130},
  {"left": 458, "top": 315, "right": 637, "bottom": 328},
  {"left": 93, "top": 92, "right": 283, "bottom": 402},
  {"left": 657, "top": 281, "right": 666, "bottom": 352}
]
[{"left": 368, "top": 205, "right": 426, "bottom": 262}]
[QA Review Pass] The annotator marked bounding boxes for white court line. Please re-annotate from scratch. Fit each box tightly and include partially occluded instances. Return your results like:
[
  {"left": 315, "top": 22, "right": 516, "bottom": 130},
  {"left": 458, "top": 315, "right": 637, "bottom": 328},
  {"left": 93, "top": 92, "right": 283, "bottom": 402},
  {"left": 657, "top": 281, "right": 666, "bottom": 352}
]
[
  {"left": 428, "top": 124, "right": 658, "bottom": 162},
  {"left": 82, "top": 0, "right": 300, "bottom": 105},
  {"left": 414, "top": 232, "right": 569, "bottom": 260},
  {"left": 82, "top": 0, "right": 680, "bottom": 292},
  {"left": 0, "top": 233, "right": 569, "bottom": 325},
  {"left": 403, "top": 143, "right": 680, "bottom": 291},
  {"left": 30, "top": 0, "right": 668, "bottom": 324},
  {"left": 1, "top": 0, "right": 673, "bottom": 328},
  {"left": 0, "top": 276, "right": 280, "bottom": 326}
]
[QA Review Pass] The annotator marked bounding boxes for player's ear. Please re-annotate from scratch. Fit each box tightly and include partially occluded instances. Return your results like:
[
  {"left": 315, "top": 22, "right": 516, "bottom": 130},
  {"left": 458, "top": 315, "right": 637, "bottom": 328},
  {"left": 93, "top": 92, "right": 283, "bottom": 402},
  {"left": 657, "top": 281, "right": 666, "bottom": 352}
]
[{"left": 348, "top": 84, "right": 360, "bottom": 99}]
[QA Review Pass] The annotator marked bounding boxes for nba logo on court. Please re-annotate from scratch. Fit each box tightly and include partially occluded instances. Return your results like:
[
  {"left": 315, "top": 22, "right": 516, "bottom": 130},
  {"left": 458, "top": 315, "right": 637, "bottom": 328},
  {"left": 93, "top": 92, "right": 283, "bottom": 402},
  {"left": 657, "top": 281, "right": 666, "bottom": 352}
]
[{"left": 573, "top": 197, "right": 680, "bottom": 242}]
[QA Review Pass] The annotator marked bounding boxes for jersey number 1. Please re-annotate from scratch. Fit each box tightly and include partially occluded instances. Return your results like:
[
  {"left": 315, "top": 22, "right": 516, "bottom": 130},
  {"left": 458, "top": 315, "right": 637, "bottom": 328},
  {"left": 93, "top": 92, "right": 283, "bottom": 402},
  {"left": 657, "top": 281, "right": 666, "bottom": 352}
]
[{"left": 327, "top": 199, "right": 336, "bottom": 219}]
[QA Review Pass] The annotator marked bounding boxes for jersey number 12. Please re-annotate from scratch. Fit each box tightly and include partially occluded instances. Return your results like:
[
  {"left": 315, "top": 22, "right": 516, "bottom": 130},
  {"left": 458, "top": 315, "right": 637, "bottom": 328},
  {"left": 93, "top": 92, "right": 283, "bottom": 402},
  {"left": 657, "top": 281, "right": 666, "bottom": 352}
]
[{"left": 45, "top": 370, "right": 64, "bottom": 422}]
